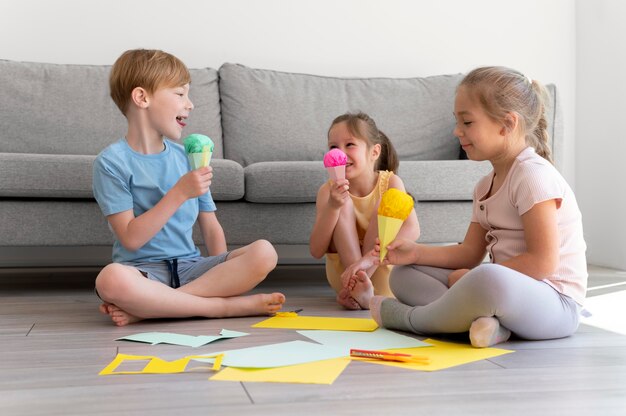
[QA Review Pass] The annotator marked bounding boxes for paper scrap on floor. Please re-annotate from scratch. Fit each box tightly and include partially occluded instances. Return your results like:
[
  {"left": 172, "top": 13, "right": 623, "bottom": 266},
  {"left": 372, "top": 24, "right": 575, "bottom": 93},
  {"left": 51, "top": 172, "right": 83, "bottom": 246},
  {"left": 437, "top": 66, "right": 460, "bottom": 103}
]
[
  {"left": 196, "top": 340, "right": 347, "bottom": 368},
  {"left": 210, "top": 357, "right": 351, "bottom": 385},
  {"left": 99, "top": 353, "right": 223, "bottom": 375},
  {"left": 298, "top": 328, "right": 431, "bottom": 351},
  {"left": 350, "top": 338, "right": 513, "bottom": 371},
  {"left": 252, "top": 315, "right": 378, "bottom": 331},
  {"left": 115, "top": 329, "right": 249, "bottom": 348}
]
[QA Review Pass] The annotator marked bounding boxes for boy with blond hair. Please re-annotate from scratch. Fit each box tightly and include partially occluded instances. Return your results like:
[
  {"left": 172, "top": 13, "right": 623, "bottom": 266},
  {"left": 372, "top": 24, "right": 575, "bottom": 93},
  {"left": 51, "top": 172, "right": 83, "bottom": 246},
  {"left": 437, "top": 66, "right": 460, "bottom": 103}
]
[{"left": 93, "top": 49, "right": 284, "bottom": 326}]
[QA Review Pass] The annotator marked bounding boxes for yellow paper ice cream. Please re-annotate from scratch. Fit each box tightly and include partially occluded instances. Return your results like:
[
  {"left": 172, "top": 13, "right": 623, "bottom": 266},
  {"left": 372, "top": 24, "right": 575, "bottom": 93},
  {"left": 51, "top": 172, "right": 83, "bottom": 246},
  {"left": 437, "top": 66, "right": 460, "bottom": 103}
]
[
  {"left": 377, "top": 188, "right": 414, "bottom": 261},
  {"left": 183, "top": 134, "right": 214, "bottom": 170}
]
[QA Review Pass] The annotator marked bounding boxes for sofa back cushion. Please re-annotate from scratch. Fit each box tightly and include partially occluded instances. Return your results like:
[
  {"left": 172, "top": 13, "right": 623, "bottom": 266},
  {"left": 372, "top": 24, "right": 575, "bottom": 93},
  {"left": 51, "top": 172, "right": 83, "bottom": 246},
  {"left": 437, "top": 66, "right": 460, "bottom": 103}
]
[
  {"left": 0, "top": 59, "right": 223, "bottom": 157},
  {"left": 219, "top": 63, "right": 465, "bottom": 166}
]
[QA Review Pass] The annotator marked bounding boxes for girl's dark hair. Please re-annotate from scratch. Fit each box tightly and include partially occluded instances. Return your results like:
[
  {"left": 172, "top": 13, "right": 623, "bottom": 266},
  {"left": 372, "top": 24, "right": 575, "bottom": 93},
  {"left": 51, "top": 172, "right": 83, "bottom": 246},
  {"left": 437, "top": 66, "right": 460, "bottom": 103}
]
[
  {"left": 328, "top": 112, "right": 399, "bottom": 172},
  {"left": 460, "top": 66, "right": 553, "bottom": 163}
]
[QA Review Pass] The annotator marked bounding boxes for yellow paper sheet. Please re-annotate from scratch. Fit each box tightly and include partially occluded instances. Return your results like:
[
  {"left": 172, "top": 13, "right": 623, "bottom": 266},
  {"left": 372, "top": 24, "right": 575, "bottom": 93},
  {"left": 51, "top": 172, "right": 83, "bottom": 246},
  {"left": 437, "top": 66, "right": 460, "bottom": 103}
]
[
  {"left": 252, "top": 315, "right": 378, "bottom": 331},
  {"left": 351, "top": 338, "right": 513, "bottom": 371},
  {"left": 99, "top": 353, "right": 223, "bottom": 375},
  {"left": 210, "top": 358, "right": 351, "bottom": 384}
]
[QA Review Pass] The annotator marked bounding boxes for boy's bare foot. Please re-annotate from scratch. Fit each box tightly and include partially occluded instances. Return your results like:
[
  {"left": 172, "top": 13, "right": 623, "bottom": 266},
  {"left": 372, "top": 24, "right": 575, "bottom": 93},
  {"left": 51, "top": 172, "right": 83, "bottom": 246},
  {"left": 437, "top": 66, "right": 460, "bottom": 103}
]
[
  {"left": 369, "top": 295, "right": 386, "bottom": 327},
  {"left": 99, "top": 302, "right": 112, "bottom": 315},
  {"left": 337, "top": 287, "right": 361, "bottom": 310},
  {"left": 107, "top": 304, "right": 142, "bottom": 327},
  {"left": 349, "top": 271, "right": 374, "bottom": 310},
  {"left": 260, "top": 292, "right": 286, "bottom": 315}
]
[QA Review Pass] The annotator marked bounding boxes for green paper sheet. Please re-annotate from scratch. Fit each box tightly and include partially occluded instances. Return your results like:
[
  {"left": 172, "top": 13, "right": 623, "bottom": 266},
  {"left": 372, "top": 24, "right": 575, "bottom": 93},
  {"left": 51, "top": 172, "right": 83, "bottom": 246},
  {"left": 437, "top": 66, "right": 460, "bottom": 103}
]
[
  {"left": 196, "top": 340, "right": 347, "bottom": 368},
  {"left": 298, "top": 328, "right": 430, "bottom": 352},
  {"left": 115, "top": 329, "right": 248, "bottom": 348}
]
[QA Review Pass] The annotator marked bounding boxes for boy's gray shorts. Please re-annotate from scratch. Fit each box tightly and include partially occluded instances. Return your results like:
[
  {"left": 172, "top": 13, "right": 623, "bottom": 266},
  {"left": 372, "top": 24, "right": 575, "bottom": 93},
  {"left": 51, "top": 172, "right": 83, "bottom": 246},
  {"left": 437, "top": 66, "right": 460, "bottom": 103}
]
[
  {"left": 95, "top": 253, "right": 230, "bottom": 300},
  {"left": 126, "top": 253, "right": 230, "bottom": 287}
]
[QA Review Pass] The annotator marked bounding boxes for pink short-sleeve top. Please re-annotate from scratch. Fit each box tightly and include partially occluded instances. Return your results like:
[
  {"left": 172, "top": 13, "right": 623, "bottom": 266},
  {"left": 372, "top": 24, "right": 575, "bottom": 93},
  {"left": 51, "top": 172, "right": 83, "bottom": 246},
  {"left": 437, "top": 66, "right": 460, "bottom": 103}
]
[{"left": 471, "top": 147, "right": 587, "bottom": 305}]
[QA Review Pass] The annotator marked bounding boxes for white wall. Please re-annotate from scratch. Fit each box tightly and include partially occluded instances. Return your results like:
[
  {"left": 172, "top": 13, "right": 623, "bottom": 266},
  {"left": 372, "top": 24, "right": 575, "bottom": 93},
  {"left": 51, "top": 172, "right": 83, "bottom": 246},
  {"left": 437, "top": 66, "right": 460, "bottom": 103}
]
[
  {"left": 0, "top": 0, "right": 577, "bottom": 179},
  {"left": 576, "top": 0, "right": 626, "bottom": 270}
]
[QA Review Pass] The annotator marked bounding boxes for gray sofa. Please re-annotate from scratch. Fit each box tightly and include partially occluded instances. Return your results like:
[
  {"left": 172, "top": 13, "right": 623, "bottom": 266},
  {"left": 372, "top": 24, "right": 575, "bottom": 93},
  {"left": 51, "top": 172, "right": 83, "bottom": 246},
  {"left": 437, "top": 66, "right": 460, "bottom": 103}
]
[{"left": 0, "top": 60, "right": 563, "bottom": 268}]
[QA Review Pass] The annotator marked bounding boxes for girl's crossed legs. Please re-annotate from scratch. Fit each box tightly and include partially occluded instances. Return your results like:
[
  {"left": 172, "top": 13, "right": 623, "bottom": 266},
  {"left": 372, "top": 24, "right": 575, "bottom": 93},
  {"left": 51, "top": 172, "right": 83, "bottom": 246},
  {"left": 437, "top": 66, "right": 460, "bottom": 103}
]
[{"left": 372, "top": 263, "right": 580, "bottom": 346}]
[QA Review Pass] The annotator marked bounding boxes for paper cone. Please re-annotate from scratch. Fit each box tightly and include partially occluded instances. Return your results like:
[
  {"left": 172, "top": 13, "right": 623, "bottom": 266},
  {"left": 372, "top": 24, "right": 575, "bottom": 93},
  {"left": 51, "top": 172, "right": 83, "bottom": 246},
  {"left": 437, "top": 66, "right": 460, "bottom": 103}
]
[
  {"left": 378, "top": 215, "right": 404, "bottom": 261},
  {"left": 188, "top": 151, "right": 212, "bottom": 170},
  {"left": 326, "top": 165, "right": 345, "bottom": 181}
]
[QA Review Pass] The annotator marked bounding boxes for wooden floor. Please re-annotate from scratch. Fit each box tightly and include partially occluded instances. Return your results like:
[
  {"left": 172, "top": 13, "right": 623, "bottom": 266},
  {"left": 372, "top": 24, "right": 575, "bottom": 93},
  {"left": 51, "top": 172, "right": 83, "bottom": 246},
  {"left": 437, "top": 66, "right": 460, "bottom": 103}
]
[{"left": 1, "top": 265, "right": 625, "bottom": 415}]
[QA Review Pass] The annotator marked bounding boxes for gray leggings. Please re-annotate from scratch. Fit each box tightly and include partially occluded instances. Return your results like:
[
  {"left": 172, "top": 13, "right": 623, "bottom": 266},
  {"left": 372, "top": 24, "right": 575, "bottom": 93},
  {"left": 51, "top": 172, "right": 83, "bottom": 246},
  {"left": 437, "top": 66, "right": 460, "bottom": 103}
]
[{"left": 388, "top": 263, "right": 580, "bottom": 340}]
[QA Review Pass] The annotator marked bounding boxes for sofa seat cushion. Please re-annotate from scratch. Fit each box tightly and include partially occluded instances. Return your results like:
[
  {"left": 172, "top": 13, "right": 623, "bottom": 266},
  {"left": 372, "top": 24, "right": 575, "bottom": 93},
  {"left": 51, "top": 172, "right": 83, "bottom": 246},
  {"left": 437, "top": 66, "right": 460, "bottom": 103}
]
[
  {"left": 220, "top": 63, "right": 464, "bottom": 166},
  {"left": 0, "top": 153, "right": 245, "bottom": 201},
  {"left": 244, "top": 160, "right": 491, "bottom": 203},
  {"left": 0, "top": 59, "right": 224, "bottom": 158}
]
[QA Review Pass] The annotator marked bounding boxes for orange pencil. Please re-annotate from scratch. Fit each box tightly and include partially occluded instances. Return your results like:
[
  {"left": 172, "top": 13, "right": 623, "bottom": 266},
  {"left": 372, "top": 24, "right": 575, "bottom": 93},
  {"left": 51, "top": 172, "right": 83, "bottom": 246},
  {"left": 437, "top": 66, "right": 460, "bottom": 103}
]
[{"left": 350, "top": 349, "right": 431, "bottom": 364}]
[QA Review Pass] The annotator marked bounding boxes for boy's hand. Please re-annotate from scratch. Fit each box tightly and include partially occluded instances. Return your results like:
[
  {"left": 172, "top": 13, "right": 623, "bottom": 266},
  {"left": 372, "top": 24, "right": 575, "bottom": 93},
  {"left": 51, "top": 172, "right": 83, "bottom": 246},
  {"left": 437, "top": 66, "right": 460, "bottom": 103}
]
[
  {"left": 328, "top": 179, "right": 350, "bottom": 209},
  {"left": 340, "top": 254, "right": 376, "bottom": 288},
  {"left": 176, "top": 166, "right": 212, "bottom": 199},
  {"left": 375, "top": 237, "right": 417, "bottom": 266}
]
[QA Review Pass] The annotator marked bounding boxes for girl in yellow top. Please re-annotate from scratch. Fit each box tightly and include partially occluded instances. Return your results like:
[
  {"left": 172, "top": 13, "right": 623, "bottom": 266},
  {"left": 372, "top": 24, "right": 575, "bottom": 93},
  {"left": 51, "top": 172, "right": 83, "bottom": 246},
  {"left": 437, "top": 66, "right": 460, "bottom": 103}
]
[{"left": 310, "top": 112, "right": 420, "bottom": 309}]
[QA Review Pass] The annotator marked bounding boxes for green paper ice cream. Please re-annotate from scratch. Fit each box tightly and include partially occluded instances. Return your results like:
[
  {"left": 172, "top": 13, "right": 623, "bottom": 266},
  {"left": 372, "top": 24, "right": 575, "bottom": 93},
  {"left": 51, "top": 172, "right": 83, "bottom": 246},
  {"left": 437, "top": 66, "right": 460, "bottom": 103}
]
[{"left": 183, "top": 134, "right": 214, "bottom": 170}]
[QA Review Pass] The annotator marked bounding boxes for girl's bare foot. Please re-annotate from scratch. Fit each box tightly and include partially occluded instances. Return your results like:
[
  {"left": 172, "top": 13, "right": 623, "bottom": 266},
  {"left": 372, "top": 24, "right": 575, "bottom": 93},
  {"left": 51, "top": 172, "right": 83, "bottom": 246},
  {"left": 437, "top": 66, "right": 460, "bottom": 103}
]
[
  {"left": 107, "top": 304, "right": 142, "bottom": 327},
  {"left": 337, "top": 287, "right": 361, "bottom": 310},
  {"left": 349, "top": 271, "right": 374, "bottom": 309},
  {"left": 469, "top": 316, "right": 511, "bottom": 348},
  {"left": 369, "top": 295, "right": 386, "bottom": 326}
]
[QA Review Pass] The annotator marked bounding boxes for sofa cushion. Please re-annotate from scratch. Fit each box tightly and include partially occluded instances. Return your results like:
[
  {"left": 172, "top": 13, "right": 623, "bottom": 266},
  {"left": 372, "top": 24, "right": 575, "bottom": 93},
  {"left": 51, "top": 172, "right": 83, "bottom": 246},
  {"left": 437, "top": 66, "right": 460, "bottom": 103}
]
[
  {"left": 244, "top": 162, "right": 327, "bottom": 203},
  {"left": 0, "top": 59, "right": 224, "bottom": 157},
  {"left": 399, "top": 160, "right": 491, "bottom": 201},
  {"left": 0, "top": 153, "right": 244, "bottom": 201},
  {"left": 243, "top": 160, "right": 491, "bottom": 203},
  {"left": 219, "top": 63, "right": 464, "bottom": 166}
]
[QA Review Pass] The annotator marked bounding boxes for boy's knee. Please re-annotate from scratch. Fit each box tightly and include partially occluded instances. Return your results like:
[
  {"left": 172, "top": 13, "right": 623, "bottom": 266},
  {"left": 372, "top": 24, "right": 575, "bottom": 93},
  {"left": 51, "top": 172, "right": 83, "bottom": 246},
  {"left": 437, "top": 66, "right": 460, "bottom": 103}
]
[
  {"left": 95, "top": 263, "right": 132, "bottom": 301},
  {"left": 250, "top": 239, "right": 278, "bottom": 271}
]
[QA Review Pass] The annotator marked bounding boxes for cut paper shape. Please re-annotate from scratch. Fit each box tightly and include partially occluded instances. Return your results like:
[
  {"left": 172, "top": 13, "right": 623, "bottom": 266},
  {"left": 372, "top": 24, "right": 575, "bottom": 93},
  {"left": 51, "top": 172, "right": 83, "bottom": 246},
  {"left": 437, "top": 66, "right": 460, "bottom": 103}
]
[
  {"left": 188, "top": 151, "right": 212, "bottom": 170},
  {"left": 210, "top": 357, "right": 351, "bottom": 385},
  {"left": 99, "top": 353, "right": 223, "bottom": 375},
  {"left": 275, "top": 311, "right": 299, "bottom": 317},
  {"left": 252, "top": 315, "right": 378, "bottom": 331},
  {"left": 196, "top": 340, "right": 347, "bottom": 369},
  {"left": 351, "top": 338, "right": 513, "bottom": 372},
  {"left": 377, "top": 188, "right": 414, "bottom": 261},
  {"left": 115, "top": 329, "right": 248, "bottom": 348},
  {"left": 183, "top": 134, "right": 214, "bottom": 170},
  {"left": 581, "top": 290, "right": 626, "bottom": 335},
  {"left": 323, "top": 148, "right": 347, "bottom": 181},
  {"left": 297, "top": 328, "right": 430, "bottom": 352}
]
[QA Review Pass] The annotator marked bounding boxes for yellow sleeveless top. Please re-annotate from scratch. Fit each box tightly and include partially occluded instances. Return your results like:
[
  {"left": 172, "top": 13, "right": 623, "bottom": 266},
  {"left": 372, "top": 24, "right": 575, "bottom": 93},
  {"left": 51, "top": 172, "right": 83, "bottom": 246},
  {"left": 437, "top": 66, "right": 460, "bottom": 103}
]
[{"left": 325, "top": 170, "right": 394, "bottom": 297}]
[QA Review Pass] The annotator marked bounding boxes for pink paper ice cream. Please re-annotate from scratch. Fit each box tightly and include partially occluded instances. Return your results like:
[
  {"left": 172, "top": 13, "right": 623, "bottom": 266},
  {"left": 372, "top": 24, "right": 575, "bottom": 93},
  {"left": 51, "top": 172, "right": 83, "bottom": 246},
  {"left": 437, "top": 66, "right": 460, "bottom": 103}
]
[
  {"left": 323, "top": 149, "right": 347, "bottom": 182},
  {"left": 323, "top": 148, "right": 348, "bottom": 168}
]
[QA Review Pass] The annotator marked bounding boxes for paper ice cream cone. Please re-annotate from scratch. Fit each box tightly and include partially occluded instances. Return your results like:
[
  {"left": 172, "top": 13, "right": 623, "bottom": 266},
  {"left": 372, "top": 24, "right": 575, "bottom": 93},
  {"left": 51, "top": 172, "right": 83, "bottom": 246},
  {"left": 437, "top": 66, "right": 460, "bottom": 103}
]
[
  {"left": 378, "top": 215, "right": 404, "bottom": 261},
  {"left": 326, "top": 165, "right": 345, "bottom": 182},
  {"left": 188, "top": 151, "right": 212, "bottom": 170}
]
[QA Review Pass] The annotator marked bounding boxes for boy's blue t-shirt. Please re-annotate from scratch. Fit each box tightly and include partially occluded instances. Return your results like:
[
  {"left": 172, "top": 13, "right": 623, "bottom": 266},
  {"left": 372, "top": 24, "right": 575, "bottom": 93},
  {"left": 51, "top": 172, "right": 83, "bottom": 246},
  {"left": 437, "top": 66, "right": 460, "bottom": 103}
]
[{"left": 92, "top": 138, "right": 216, "bottom": 264}]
